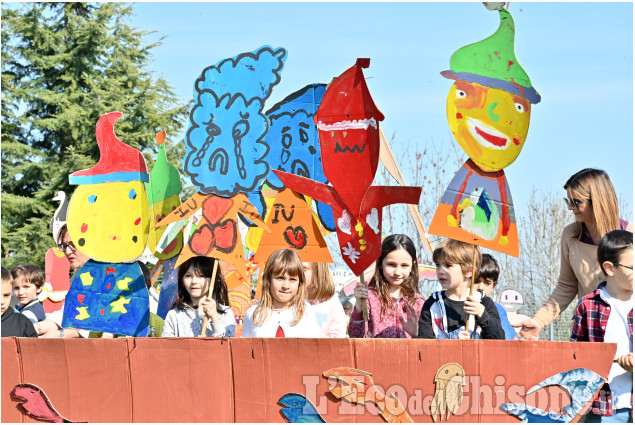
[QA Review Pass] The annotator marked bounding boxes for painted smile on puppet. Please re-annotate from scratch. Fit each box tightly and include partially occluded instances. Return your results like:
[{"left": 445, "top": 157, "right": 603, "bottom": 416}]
[
  {"left": 466, "top": 118, "right": 518, "bottom": 150},
  {"left": 318, "top": 119, "right": 377, "bottom": 154}
]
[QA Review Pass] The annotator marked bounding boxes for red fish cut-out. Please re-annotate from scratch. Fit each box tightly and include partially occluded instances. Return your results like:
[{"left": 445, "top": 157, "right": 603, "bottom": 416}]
[{"left": 284, "top": 226, "right": 307, "bottom": 249}]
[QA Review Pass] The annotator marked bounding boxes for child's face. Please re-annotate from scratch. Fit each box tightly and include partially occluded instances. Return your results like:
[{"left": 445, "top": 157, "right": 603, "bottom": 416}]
[
  {"left": 435, "top": 261, "right": 470, "bottom": 294},
  {"left": 270, "top": 272, "right": 300, "bottom": 309},
  {"left": 1, "top": 280, "right": 12, "bottom": 314},
  {"left": 302, "top": 262, "right": 313, "bottom": 289},
  {"left": 381, "top": 248, "right": 413, "bottom": 288},
  {"left": 182, "top": 264, "right": 211, "bottom": 305},
  {"left": 12, "top": 277, "right": 39, "bottom": 306},
  {"left": 607, "top": 248, "right": 633, "bottom": 292},
  {"left": 474, "top": 277, "right": 495, "bottom": 297}
]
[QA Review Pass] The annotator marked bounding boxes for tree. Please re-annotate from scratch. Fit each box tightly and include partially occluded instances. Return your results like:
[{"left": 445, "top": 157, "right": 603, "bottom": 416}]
[{"left": 1, "top": 3, "right": 188, "bottom": 269}]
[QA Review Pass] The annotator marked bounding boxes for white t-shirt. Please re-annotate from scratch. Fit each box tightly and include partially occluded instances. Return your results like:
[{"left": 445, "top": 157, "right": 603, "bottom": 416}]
[
  {"left": 600, "top": 287, "right": 633, "bottom": 410},
  {"left": 309, "top": 294, "right": 347, "bottom": 338},
  {"left": 242, "top": 301, "right": 320, "bottom": 338}
]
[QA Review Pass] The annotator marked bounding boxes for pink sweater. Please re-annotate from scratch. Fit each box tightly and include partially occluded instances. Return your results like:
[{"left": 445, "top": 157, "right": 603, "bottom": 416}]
[{"left": 348, "top": 289, "right": 425, "bottom": 338}]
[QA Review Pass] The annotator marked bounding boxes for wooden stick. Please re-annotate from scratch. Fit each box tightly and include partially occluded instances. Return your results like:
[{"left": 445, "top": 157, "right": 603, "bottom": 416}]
[
  {"left": 200, "top": 259, "right": 219, "bottom": 337},
  {"left": 465, "top": 244, "right": 478, "bottom": 333},
  {"left": 360, "top": 271, "right": 369, "bottom": 322}
]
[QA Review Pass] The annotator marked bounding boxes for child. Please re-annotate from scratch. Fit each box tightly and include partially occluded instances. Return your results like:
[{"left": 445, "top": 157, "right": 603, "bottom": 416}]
[
  {"left": 418, "top": 239, "right": 504, "bottom": 340},
  {"left": 243, "top": 249, "right": 320, "bottom": 337},
  {"left": 11, "top": 264, "right": 46, "bottom": 324},
  {"left": 162, "top": 256, "right": 235, "bottom": 337},
  {"left": 2, "top": 267, "right": 37, "bottom": 338},
  {"left": 571, "top": 230, "right": 633, "bottom": 422},
  {"left": 303, "top": 262, "right": 347, "bottom": 338},
  {"left": 474, "top": 254, "right": 517, "bottom": 340},
  {"left": 349, "top": 234, "right": 425, "bottom": 338}
]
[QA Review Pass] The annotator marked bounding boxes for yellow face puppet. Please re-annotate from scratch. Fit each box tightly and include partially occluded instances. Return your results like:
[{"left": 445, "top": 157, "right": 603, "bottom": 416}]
[
  {"left": 68, "top": 181, "right": 149, "bottom": 263},
  {"left": 446, "top": 80, "right": 531, "bottom": 172}
]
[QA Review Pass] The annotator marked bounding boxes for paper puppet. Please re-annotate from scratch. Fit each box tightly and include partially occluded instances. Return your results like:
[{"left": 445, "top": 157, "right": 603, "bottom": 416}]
[
  {"left": 430, "top": 363, "right": 466, "bottom": 423},
  {"left": 49, "top": 191, "right": 68, "bottom": 244},
  {"left": 40, "top": 248, "right": 70, "bottom": 313},
  {"left": 278, "top": 393, "right": 326, "bottom": 423},
  {"left": 183, "top": 45, "right": 286, "bottom": 197},
  {"left": 428, "top": 7, "right": 541, "bottom": 257},
  {"left": 497, "top": 286, "right": 530, "bottom": 330},
  {"left": 64, "top": 112, "right": 150, "bottom": 335},
  {"left": 323, "top": 367, "right": 413, "bottom": 423},
  {"left": 228, "top": 281, "right": 252, "bottom": 318},
  {"left": 501, "top": 368, "right": 605, "bottom": 423},
  {"left": 146, "top": 130, "right": 183, "bottom": 260},
  {"left": 274, "top": 59, "right": 421, "bottom": 275},
  {"left": 12, "top": 383, "right": 79, "bottom": 423},
  {"left": 155, "top": 256, "right": 179, "bottom": 320},
  {"left": 253, "top": 189, "right": 332, "bottom": 266}
]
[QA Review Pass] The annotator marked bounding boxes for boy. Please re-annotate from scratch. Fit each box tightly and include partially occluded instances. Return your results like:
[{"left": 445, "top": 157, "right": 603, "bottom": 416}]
[
  {"left": 474, "top": 254, "right": 517, "bottom": 340},
  {"left": 571, "top": 230, "right": 632, "bottom": 423},
  {"left": 11, "top": 264, "right": 46, "bottom": 324},
  {"left": 418, "top": 239, "right": 504, "bottom": 339},
  {"left": 1, "top": 267, "right": 37, "bottom": 337}
]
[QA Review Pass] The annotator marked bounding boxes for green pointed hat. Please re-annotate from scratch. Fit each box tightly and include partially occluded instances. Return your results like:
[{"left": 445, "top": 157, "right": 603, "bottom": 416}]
[
  {"left": 441, "top": 9, "right": 541, "bottom": 104},
  {"left": 147, "top": 132, "right": 182, "bottom": 205}
]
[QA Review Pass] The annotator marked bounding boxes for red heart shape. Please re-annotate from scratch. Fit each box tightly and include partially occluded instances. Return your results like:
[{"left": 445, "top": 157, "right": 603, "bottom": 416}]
[
  {"left": 203, "top": 196, "right": 233, "bottom": 225},
  {"left": 213, "top": 219, "right": 236, "bottom": 253},
  {"left": 284, "top": 226, "right": 307, "bottom": 249},
  {"left": 190, "top": 224, "right": 214, "bottom": 256}
]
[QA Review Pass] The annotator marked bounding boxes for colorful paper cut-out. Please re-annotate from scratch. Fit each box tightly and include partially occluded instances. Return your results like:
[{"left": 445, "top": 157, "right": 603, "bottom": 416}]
[
  {"left": 274, "top": 59, "right": 421, "bottom": 275},
  {"left": 253, "top": 189, "right": 332, "bottom": 266},
  {"left": 67, "top": 112, "right": 150, "bottom": 263},
  {"left": 40, "top": 248, "right": 71, "bottom": 313},
  {"left": 155, "top": 256, "right": 180, "bottom": 320},
  {"left": 12, "top": 383, "right": 78, "bottom": 423},
  {"left": 429, "top": 7, "right": 541, "bottom": 257},
  {"left": 430, "top": 363, "right": 466, "bottom": 423},
  {"left": 278, "top": 393, "right": 326, "bottom": 423},
  {"left": 49, "top": 191, "right": 68, "bottom": 244},
  {"left": 62, "top": 259, "right": 149, "bottom": 336},
  {"left": 183, "top": 45, "right": 287, "bottom": 197},
  {"left": 501, "top": 368, "right": 605, "bottom": 423}
]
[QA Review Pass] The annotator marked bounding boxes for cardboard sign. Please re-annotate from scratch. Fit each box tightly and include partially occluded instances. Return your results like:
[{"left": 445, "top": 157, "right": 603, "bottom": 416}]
[
  {"left": 253, "top": 189, "right": 332, "bottom": 265},
  {"left": 67, "top": 112, "right": 150, "bottom": 263},
  {"left": 62, "top": 260, "right": 149, "bottom": 336},
  {"left": 428, "top": 159, "right": 518, "bottom": 256},
  {"left": 183, "top": 46, "right": 287, "bottom": 197}
]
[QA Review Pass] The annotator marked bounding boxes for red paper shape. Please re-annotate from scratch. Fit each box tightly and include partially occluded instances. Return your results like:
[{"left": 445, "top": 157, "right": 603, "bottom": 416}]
[{"left": 42, "top": 248, "right": 71, "bottom": 313}]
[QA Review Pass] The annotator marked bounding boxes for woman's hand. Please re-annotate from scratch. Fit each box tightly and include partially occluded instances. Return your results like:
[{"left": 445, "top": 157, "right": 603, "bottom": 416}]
[
  {"left": 400, "top": 303, "right": 419, "bottom": 337},
  {"left": 353, "top": 283, "right": 368, "bottom": 313},
  {"left": 617, "top": 353, "right": 633, "bottom": 372},
  {"left": 464, "top": 295, "right": 485, "bottom": 318},
  {"left": 199, "top": 296, "right": 220, "bottom": 323},
  {"left": 513, "top": 318, "right": 543, "bottom": 340}
]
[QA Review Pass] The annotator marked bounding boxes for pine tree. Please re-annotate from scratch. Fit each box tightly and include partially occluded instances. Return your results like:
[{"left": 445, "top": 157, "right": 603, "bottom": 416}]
[{"left": 1, "top": 3, "right": 188, "bottom": 269}]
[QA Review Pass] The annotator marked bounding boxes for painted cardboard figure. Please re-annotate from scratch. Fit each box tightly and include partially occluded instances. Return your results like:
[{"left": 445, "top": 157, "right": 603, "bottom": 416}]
[
  {"left": 274, "top": 59, "right": 421, "bottom": 275},
  {"left": 429, "top": 7, "right": 541, "bottom": 256}
]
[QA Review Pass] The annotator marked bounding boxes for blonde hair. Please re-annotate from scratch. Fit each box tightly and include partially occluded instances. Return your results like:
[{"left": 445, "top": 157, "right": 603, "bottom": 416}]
[
  {"left": 433, "top": 239, "right": 481, "bottom": 279},
  {"left": 307, "top": 263, "right": 335, "bottom": 303},
  {"left": 565, "top": 168, "right": 621, "bottom": 240},
  {"left": 254, "top": 249, "right": 307, "bottom": 326}
]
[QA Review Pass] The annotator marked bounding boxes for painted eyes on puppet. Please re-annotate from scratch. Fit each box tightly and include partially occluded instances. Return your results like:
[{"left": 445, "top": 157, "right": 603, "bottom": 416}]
[
  {"left": 456, "top": 89, "right": 467, "bottom": 98},
  {"left": 514, "top": 103, "right": 525, "bottom": 113}
]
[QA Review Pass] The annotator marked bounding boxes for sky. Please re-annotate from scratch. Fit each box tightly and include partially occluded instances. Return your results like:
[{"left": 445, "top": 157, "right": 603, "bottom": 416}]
[{"left": 126, "top": 1, "right": 633, "bottom": 220}]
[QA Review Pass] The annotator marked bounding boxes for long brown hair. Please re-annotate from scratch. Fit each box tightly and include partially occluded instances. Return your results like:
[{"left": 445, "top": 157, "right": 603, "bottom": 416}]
[
  {"left": 254, "top": 249, "right": 307, "bottom": 326},
  {"left": 368, "top": 234, "right": 420, "bottom": 319},
  {"left": 564, "top": 168, "right": 621, "bottom": 240},
  {"left": 175, "top": 256, "right": 229, "bottom": 312},
  {"left": 307, "top": 263, "right": 335, "bottom": 303}
]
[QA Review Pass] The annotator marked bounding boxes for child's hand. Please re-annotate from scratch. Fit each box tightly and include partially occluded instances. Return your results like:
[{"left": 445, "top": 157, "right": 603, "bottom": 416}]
[
  {"left": 457, "top": 330, "right": 470, "bottom": 340},
  {"left": 199, "top": 296, "right": 220, "bottom": 323},
  {"left": 617, "top": 353, "right": 633, "bottom": 372},
  {"left": 399, "top": 303, "right": 419, "bottom": 337},
  {"left": 36, "top": 319, "right": 60, "bottom": 337},
  {"left": 464, "top": 295, "right": 485, "bottom": 318},
  {"left": 353, "top": 283, "right": 368, "bottom": 312}
]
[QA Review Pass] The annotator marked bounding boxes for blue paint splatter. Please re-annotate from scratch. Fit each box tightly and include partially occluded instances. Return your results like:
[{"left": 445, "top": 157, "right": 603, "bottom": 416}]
[
  {"left": 88, "top": 195, "right": 97, "bottom": 203},
  {"left": 129, "top": 189, "right": 137, "bottom": 200}
]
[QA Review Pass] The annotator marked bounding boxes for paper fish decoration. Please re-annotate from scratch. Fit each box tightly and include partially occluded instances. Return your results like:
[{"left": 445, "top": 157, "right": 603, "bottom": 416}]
[
  {"left": 62, "top": 260, "right": 149, "bottom": 336},
  {"left": 253, "top": 189, "right": 332, "bottom": 266},
  {"left": 183, "top": 45, "right": 287, "bottom": 197},
  {"left": 12, "top": 383, "right": 79, "bottom": 423},
  {"left": 429, "top": 8, "right": 540, "bottom": 256},
  {"left": 146, "top": 130, "right": 183, "bottom": 260},
  {"left": 274, "top": 59, "right": 421, "bottom": 275},
  {"left": 67, "top": 112, "right": 150, "bottom": 263},
  {"left": 40, "top": 248, "right": 71, "bottom": 313},
  {"left": 278, "top": 393, "right": 326, "bottom": 423}
]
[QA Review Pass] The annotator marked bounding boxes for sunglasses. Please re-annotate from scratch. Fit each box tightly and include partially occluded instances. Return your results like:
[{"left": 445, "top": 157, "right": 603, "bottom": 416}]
[
  {"left": 613, "top": 262, "right": 633, "bottom": 271},
  {"left": 57, "top": 241, "right": 76, "bottom": 252},
  {"left": 563, "top": 197, "right": 587, "bottom": 209}
]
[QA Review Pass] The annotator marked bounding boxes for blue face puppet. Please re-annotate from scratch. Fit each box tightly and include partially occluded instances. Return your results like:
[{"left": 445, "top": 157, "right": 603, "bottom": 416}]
[{"left": 184, "top": 46, "right": 287, "bottom": 197}]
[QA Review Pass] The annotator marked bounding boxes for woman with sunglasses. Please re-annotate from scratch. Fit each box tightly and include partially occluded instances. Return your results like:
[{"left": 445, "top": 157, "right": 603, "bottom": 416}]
[{"left": 515, "top": 168, "right": 632, "bottom": 340}]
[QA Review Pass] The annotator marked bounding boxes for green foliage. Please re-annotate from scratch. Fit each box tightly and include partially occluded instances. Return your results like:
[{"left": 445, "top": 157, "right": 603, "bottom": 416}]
[{"left": 1, "top": 2, "right": 188, "bottom": 269}]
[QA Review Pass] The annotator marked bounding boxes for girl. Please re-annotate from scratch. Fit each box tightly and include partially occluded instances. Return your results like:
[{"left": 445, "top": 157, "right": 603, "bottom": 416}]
[
  {"left": 303, "top": 262, "right": 347, "bottom": 338},
  {"left": 349, "top": 234, "right": 425, "bottom": 338},
  {"left": 162, "top": 256, "right": 235, "bottom": 337},
  {"left": 243, "top": 249, "right": 320, "bottom": 338},
  {"left": 516, "top": 168, "right": 633, "bottom": 339}
]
